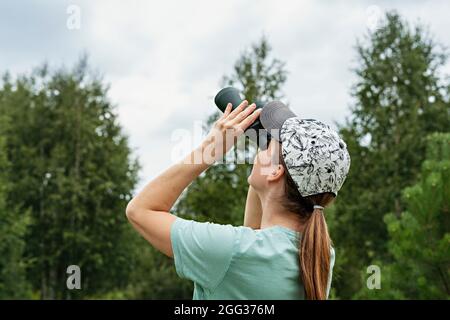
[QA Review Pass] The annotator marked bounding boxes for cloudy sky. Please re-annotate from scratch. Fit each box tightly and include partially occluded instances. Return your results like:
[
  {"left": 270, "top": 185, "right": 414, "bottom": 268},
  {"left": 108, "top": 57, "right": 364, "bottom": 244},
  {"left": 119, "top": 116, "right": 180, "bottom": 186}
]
[{"left": 1, "top": 0, "right": 449, "bottom": 191}]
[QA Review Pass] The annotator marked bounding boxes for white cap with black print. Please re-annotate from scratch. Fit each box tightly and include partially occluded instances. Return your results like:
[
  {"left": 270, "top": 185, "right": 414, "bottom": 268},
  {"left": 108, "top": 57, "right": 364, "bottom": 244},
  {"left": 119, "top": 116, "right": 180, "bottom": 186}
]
[{"left": 259, "top": 101, "right": 351, "bottom": 197}]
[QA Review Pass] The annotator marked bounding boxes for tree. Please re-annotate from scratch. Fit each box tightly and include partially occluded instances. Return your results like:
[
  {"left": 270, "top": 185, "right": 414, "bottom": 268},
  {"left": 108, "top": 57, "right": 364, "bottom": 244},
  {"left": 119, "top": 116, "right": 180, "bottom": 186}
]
[
  {"left": 355, "top": 132, "right": 449, "bottom": 299},
  {"left": 0, "top": 59, "right": 139, "bottom": 299},
  {"left": 332, "top": 12, "right": 450, "bottom": 298},
  {"left": 123, "top": 241, "right": 194, "bottom": 299},
  {"left": 0, "top": 111, "right": 32, "bottom": 299}
]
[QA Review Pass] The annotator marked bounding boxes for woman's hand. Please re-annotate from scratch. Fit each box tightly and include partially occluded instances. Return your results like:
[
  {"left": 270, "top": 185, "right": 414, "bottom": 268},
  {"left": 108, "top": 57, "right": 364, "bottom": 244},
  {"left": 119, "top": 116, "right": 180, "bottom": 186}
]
[{"left": 200, "top": 100, "right": 262, "bottom": 164}]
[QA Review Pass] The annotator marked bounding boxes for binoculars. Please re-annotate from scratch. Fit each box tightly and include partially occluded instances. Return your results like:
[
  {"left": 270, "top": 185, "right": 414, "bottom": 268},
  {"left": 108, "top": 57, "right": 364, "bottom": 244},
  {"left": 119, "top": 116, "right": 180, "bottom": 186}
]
[{"left": 214, "top": 87, "right": 271, "bottom": 149}]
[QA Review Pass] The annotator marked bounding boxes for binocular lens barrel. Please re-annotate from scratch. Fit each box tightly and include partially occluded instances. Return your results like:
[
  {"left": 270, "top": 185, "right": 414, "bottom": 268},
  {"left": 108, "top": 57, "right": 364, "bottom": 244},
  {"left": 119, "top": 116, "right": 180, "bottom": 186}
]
[
  {"left": 214, "top": 87, "right": 271, "bottom": 149},
  {"left": 214, "top": 87, "right": 243, "bottom": 113}
]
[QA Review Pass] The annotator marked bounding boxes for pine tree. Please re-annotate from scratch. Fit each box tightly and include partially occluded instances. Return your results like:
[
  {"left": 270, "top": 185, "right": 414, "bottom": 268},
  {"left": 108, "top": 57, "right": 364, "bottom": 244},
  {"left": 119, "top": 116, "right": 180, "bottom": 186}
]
[
  {"left": 355, "top": 132, "right": 449, "bottom": 299},
  {"left": 0, "top": 106, "right": 32, "bottom": 299},
  {"left": 332, "top": 12, "right": 450, "bottom": 298}
]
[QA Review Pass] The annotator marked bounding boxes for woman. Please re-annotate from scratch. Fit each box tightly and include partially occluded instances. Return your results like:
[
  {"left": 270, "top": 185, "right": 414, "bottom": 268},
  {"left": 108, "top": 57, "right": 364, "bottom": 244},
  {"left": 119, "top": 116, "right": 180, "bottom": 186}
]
[{"left": 126, "top": 99, "right": 351, "bottom": 300}]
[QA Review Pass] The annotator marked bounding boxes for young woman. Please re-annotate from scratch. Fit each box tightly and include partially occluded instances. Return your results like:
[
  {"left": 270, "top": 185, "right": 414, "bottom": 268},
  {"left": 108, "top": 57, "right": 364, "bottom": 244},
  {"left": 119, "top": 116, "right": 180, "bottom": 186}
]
[{"left": 126, "top": 99, "right": 351, "bottom": 300}]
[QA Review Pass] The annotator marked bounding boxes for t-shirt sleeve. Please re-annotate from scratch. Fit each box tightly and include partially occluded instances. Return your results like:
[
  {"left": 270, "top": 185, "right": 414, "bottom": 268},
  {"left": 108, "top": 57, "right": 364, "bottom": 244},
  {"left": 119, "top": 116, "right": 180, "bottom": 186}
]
[
  {"left": 326, "top": 247, "right": 336, "bottom": 299},
  {"left": 170, "top": 217, "right": 238, "bottom": 290}
]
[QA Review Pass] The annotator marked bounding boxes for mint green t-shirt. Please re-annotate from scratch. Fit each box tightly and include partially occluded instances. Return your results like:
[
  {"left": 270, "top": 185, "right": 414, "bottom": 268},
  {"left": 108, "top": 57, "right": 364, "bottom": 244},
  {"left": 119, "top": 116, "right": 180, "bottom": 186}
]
[{"left": 170, "top": 217, "right": 335, "bottom": 300}]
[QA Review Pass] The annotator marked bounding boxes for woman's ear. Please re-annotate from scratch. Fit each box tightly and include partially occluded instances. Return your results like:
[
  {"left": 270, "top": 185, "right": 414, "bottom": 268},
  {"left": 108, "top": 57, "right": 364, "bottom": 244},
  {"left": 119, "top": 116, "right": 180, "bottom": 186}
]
[{"left": 267, "top": 164, "right": 285, "bottom": 182}]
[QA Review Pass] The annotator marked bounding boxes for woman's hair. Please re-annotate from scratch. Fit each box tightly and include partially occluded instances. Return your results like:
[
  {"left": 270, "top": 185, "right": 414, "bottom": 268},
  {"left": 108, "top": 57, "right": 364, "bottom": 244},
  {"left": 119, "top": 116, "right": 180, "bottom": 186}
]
[{"left": 278, "top": 146, "right": 335, "bottom": 300}]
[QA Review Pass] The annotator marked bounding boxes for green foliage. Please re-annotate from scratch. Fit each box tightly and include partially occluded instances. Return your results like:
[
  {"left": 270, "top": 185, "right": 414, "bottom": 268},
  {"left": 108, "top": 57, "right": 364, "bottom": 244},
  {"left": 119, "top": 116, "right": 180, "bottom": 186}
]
[
  {"left": 87, "top": 236, "right": 193, "bottom": 299},
  {"left": 331, "top": 12, "right": 450, "bottom": 298},
  {"left": 124, "top": 242, "right": 193, "bottom": 299},
  {"left": 0, "top": 58, "right": 139, "bottom": 299},
  {"left": 0, "top": 114, "right": 32, "bottom": 299},
  {"left": 221, "top": 34, "right": 288, "bottom": 104},
  {"left": 356, "top": 133, "right": 449, "bottom": 299}
]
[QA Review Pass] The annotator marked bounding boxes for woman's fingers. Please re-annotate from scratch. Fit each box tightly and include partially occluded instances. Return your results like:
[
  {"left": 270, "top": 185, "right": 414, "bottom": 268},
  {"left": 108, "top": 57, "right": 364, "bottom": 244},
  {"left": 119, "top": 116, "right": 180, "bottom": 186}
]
[
  {"left": 226, "top": 100, "right": 248, "bottom": 120},
  {"left": 219, "top": 100, "right": 261, "bottom": 133},
  {"left": 222, "top": 103, "right": 232, "bottom": 117},
  {"left": 238, "top": 108, "right": 262, "bottom": 131},
  {"left": 218, "top": 103, "right": 232, "bottom": 121},
  {"left": 230, "top": 103, "right": 256, "bottom": 124}
]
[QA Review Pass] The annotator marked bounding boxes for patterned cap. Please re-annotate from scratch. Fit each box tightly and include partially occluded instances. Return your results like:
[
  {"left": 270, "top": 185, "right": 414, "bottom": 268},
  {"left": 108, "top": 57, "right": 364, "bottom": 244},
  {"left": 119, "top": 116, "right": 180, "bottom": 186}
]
[{"left": 260, "top": 101, "right": 351, "bottom": 197}]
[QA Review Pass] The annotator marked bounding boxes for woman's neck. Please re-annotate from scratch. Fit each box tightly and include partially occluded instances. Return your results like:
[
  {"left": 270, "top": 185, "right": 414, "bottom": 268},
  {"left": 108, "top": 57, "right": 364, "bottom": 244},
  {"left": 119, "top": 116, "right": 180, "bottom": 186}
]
[{"left": 258, "top": 191, "right": 304, "bottom": 233}]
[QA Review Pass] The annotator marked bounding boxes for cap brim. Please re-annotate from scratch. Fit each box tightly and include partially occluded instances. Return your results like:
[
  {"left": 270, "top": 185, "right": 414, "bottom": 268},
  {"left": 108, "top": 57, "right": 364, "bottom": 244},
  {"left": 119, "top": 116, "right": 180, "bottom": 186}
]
[{"left": 260, "top": 101, "right": 297, "bottom": 141}]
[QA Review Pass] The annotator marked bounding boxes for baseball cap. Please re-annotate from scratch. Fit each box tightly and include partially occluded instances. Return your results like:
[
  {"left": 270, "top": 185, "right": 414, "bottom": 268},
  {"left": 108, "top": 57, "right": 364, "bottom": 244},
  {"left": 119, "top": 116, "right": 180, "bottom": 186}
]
[{"left": 259, "top": 101, "right": 351, "bottom": 197}]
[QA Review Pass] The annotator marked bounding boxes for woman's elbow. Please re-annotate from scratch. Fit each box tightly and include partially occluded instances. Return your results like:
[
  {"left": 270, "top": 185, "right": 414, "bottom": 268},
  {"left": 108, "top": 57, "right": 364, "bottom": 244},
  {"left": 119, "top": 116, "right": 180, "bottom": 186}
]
[{"left": 125, "top": 200, "right": 140, "bottom": 222}]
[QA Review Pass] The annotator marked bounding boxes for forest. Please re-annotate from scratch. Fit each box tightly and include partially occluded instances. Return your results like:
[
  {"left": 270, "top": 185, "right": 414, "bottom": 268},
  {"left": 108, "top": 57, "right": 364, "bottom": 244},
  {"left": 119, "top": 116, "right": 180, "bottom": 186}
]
[{"left": 0, "top": 12, "right": 448, "bottom": 299}]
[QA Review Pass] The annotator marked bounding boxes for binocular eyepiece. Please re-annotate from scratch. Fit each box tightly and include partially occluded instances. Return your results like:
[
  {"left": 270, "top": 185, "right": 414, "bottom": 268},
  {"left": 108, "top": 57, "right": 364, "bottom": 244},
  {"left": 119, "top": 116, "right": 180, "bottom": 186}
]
[{"left": 214, "top": 87, "right": 271, "bottom": 149}]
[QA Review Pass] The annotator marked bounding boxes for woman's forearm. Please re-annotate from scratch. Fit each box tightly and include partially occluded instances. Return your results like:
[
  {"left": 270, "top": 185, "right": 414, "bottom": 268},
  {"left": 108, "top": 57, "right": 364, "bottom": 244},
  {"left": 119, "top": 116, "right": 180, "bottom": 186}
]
[{"left": 127, "top": 144, "right": 210, "bottom": 214}]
